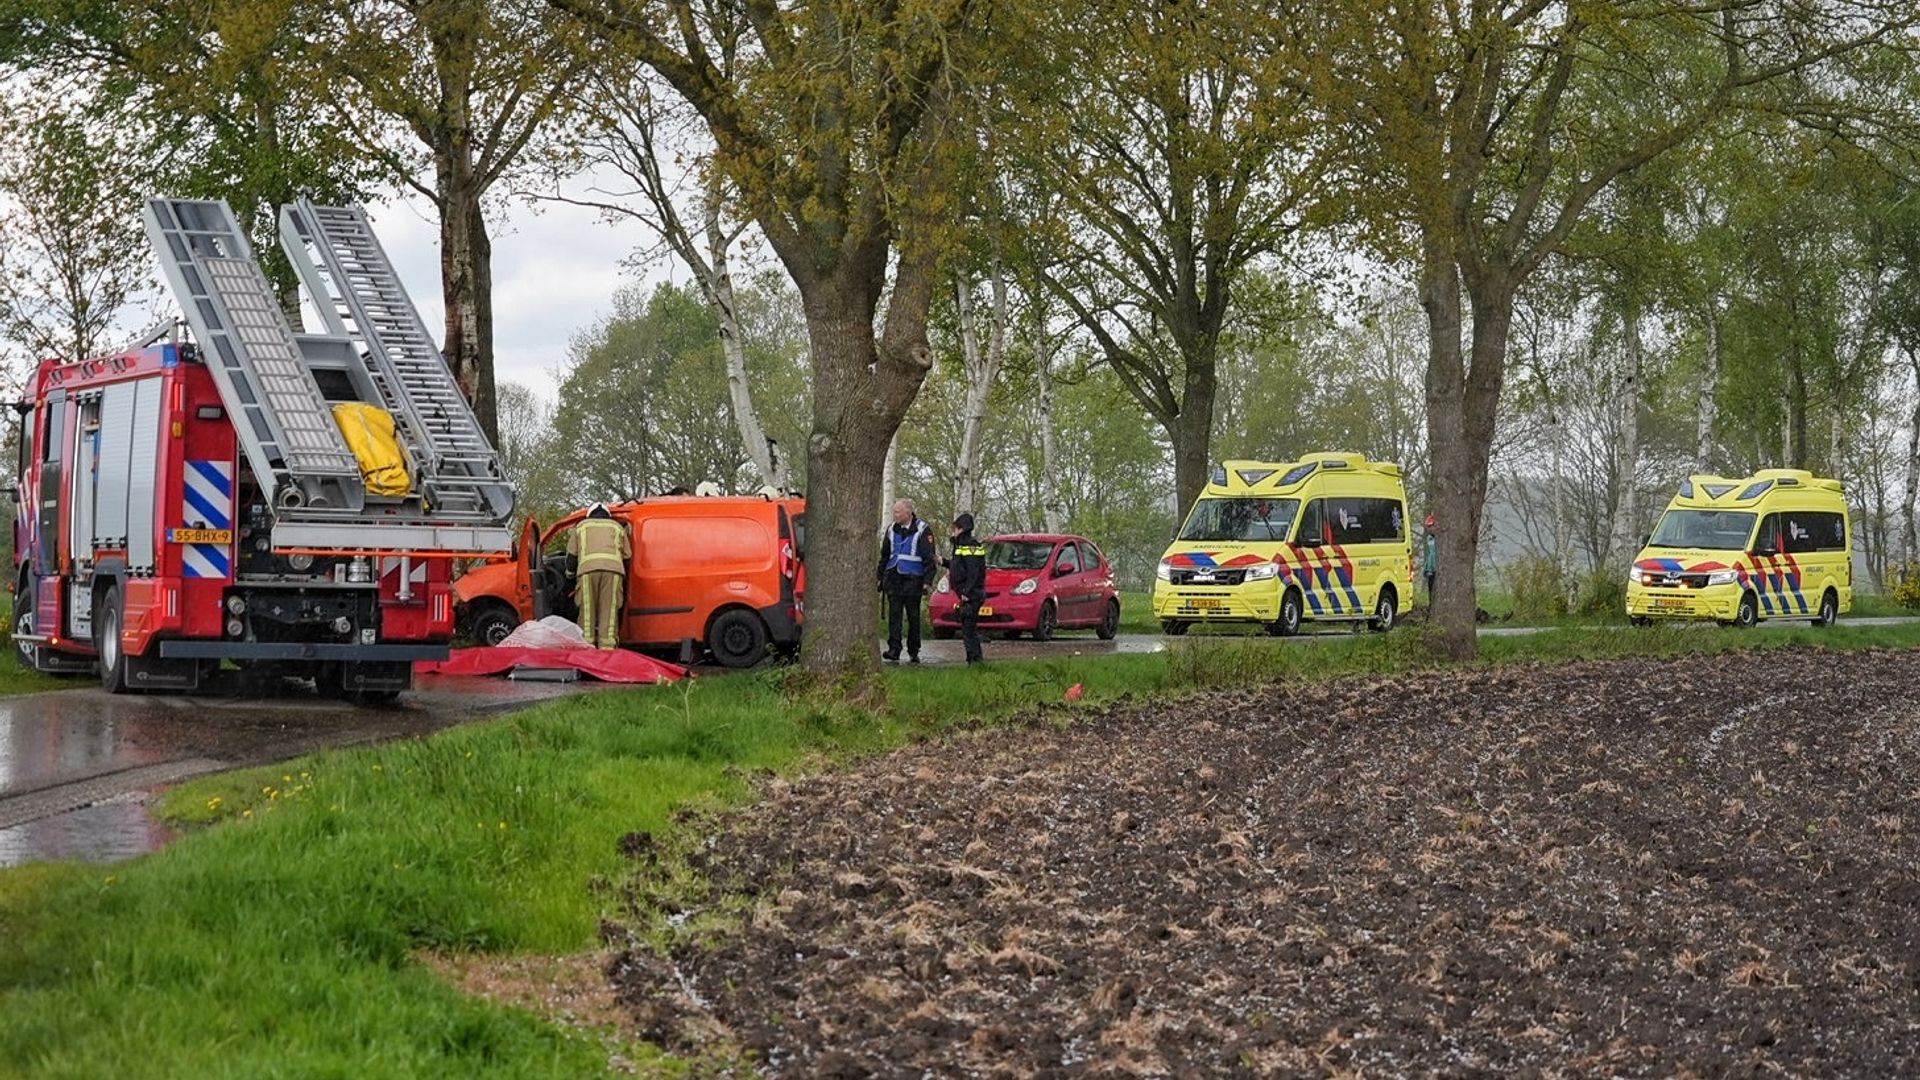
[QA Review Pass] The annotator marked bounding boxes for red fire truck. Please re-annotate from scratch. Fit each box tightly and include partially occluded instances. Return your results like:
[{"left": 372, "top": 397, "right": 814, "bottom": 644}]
[{"left": 9, "top": 198, "right": 516, "bottom": 698}]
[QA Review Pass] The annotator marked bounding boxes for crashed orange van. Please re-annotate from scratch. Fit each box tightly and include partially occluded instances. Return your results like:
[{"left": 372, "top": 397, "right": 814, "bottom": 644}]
[{"left": 454, "top": 495, "right": 805, "bottom": 667}]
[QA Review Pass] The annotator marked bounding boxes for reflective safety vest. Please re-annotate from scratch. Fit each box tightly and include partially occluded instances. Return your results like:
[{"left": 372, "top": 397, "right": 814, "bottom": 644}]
[
  {"left": 570, "top": 517, "right": 630, "bottom": 575},
  {"left": 886, "top": 520, "right": 929, "bottom": 574}
]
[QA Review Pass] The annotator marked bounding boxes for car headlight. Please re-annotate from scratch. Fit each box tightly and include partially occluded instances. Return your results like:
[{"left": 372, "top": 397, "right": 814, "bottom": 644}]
[
  {"left": 1707, "top": 569, "right": 1737, "bottom": 586},
  {"left": 1245, "top": 562, "right": 1280, "bottom": 582},
  {"left": 1628, "top": 567, "right": 1648, "bottom": 585},
  {"left": 1156, "top": 560, "right": 1173, "bottom": 582},
  {"left": 936, "top": 576, "right": 951, "bottom": 594},
  {"left": 1013, "top": 577, "right": 1039, "bottom": 595}
]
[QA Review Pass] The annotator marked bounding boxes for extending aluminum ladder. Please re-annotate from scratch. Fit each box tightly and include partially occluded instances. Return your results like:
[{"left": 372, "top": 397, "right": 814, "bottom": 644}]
[
  {"left": 278, "top": 199, "right": 514, "bottom": 522},
  {"left": 142, "top": 196, "right": 514, "bottom": 554}
]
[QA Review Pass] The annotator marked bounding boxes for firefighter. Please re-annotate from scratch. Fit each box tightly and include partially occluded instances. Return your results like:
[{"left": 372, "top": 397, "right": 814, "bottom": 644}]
[
  {"left": 946, "top": 512, "right": 988, "bottom": 664},
  {"left": 876, "top": 498, "right": 938, "bottom": 663},
  {"left": 567, "top": 503, "right": 631, "bottom": 649}
]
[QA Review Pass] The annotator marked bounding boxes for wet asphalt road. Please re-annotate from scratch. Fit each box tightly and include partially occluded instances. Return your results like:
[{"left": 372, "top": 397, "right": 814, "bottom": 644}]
[{"left": 5, "top": 616, "right": 1915, "bottom": 867}]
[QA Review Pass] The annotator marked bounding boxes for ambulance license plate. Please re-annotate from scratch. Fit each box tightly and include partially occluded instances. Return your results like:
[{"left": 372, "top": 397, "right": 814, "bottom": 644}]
[
  {"left": 1187, "top": 598, "right": 1225, "bottom": 610},
  {"left": 169, "top": 528, "right": 232, "bottom": 544},
  {"left": 1653, "top": 597, "right": 1689, "bottom": 610},
  {"left": 978, "top": 606, "right": 994, "bottom": 616}
]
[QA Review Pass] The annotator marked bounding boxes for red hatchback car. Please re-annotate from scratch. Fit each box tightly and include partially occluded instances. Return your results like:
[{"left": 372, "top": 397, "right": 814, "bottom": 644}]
[{"left": 931, "top": 533, "right": 1122, "bottom": 641}]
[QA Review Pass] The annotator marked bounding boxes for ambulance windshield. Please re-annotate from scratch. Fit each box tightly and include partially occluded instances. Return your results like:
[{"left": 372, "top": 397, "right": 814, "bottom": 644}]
[
  {"left": 1649, "top": 509, "right": 1756, "bottom": 551},
  {"left": 1179, "top": 498, "right": 1301, "bottom": 542}
]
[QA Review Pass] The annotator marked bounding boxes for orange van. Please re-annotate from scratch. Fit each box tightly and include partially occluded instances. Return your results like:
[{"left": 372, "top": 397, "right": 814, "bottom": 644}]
[{"left": 454, "top": 495, "right": 805, "bottom": 667}]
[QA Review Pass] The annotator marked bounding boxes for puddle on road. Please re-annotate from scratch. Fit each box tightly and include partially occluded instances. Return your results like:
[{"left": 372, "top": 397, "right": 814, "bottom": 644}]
[{"left": 0, "top": 796, "right": 174, "bottom": 867}]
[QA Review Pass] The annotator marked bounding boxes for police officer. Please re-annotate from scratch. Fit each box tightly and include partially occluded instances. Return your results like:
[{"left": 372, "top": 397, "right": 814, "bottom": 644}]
[
  {"left": 876, "top": 498, "right": 938, "bottom": 663},
  {"left": 566, "top": 503, "right": 631, "bottom": 649},
  {"left": 946, "top": 512, "right": 988, "bottom": 664}
]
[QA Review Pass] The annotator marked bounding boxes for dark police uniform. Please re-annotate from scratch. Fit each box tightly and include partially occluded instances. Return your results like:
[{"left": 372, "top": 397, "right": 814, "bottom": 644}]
[
  {"left": 876, "top": 515, "right": 938, "bottom": 662},
  {"left": 947, "top": 515, "right": 988, "bottom": 664}
]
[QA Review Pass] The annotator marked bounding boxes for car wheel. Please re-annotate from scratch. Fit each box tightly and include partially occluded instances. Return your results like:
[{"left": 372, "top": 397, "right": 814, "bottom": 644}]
[
  {"left": 1812, "top": 589, "right": 1838, "bottom": 628},
  {"left": 708, "top": 608, "right": 770, "bottom": 669},
  {"left": 1368, "top": 588, "right": 1397, "bottom": 633},
  {"left": 1096, "top": 599, "right": 1120, "bottom": 641},
  {"left": 96, "top": 586, "right": 129, "bottom": 694},
  {"left": 1160, "top": 619, "right": 1188, "bottom": 637},
  {"left": 468, "top": 601, "right": 520, "bottom": 647},
  {"left": 1269, "top": 589, "right": 1303, "bottom": 637},
  {"left": 1033, "top": 602, "right": 1058, "bottom": 642}
]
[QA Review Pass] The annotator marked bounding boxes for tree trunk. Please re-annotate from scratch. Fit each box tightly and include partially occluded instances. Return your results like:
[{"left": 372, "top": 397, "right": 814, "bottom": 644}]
[
  {"left": 437, "top": 158, "right": 498, "bottom": 444},
  {"left": 1169, "top": 347, "right": 1220, "bottom": 516},
  {"left": 1036, "top": 318, "right": 1066, "bottom": 533},
  {"left": 1903, "top": 349, "right": 1920, "bottom": 564},
  {"left": 1609, "top": 304, "right": 1644, "bottom": 564},
  {"left": 1423, "top": 248, "right": 1515, "bottom": 660},
  {"left": 952, "top": 279, "right": 988, "bottom": 515},
  {"left": 1698, "top": 299, "right": 1722, "bottom": 468},
  {"left": 705, "top": 200, "right": 785, "bottom": 491}
]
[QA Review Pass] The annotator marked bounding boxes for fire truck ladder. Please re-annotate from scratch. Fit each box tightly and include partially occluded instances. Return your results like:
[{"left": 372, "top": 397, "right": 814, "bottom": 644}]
[
  {"left": 278, "top": 199, "right": 515, "bottom": 523},
  {"left": 143, "top": 198, "right": 366, "bottom": 513}
]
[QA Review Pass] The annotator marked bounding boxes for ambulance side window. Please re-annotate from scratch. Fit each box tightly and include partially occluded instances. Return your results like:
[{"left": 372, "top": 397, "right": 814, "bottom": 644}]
[
  {"left": 1752, "top": 514, "right": 1782, "bottom": 553},
  {"left": 1785, "top": 511, "right": 1845, "bottom": 553},
  {"left": 1295, "top": 500, "right": 1324, "bottom": 544}
]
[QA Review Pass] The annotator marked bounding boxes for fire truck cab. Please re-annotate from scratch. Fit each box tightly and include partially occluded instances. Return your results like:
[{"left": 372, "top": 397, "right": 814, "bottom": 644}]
[{"left": 9, "top": 197, "right": 515, "bottom": 699}]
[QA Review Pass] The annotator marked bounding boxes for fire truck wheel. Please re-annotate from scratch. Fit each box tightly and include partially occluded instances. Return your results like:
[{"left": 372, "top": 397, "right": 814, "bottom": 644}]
[
  {"left": 468, "top": 601, "right": 520, "bottom": 647},
  {"left": 708, "top": 608, "right": 769, "bottom": 669},
  {"left": 13, "top": 589, "right": 37, "bottom": 672},
  {"left": 96, "top": 587, "right": 130, "bottom": 694}
]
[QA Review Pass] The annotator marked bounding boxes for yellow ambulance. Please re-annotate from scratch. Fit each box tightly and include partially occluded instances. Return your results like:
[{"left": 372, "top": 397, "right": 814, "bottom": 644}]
[
  {"left": 1153, "top": 453, "right": 1414, "bottom": 636},
  {"left": 1625, "top": 469, "right": 1851, "bottom": 628}
]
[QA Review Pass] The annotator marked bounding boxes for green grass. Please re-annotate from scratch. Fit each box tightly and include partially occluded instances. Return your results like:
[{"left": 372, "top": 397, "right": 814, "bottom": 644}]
[{"left": 8, "top": 622, "right": 1920, "bottom": 1076}]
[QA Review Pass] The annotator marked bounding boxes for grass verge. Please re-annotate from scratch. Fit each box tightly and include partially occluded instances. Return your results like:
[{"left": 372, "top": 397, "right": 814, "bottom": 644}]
[{"left": 6, "top": 621, "right": 1920, "bottom": 1076}]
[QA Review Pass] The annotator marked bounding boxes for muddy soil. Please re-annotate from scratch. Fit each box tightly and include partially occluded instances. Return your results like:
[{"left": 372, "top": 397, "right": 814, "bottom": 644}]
[{"left": 613, "top": 649, "right": 1920, "bottom": 1077}]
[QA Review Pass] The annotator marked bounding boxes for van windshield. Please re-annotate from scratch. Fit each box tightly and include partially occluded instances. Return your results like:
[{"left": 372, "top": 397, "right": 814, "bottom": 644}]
[
  {"left": 1648, "top": 509, "right": 1756, "bottom": 551},
  {"left": 988, "top": 541, "right": 1054, "bottom": 570},
  {"left": 1178, "top": 498, "right": 1300, "bottom": 542}
]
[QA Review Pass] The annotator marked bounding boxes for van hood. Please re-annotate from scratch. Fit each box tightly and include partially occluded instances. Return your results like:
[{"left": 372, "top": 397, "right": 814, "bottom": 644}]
[
  {"left": 1633, "top": 548, "right": 1744, "bottom": 573},
  {"left": 1160, "top": 544, "right": 1280, "bottom": 569},
  {"left": 455, "top": 559, "right": 518, "bottom": 603}
]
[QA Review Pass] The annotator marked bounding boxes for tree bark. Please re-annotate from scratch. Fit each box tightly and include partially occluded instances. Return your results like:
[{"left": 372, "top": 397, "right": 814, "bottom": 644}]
[
  {"left": 1169, "top": 347, "right": 1220, "bottom": 515},
  {"left": 952, "top": 271, "right": 1004, "bottom": 515},
  {"left": 1035, "top": 317, "right": 1066, "bottom": 533},
  {"left": 436, "top": 154, "right": 498, "bottom": 444},
  {"left": 705, "top": 199, "right": 786, "bottom": 491},
  {"left": 1609, "top": 304, "right": 1644, "bottom": 564},
  {"left": 1698, "top": 299, "right": 1722, "bottom": 468},
  {"left": 1904, "top": 348, "right": 1920, "bottom": 563}
]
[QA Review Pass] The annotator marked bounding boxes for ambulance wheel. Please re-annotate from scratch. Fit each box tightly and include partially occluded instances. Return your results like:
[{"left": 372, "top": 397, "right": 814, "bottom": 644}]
[
  {"left": 1097, "top": 599, "right": 1120, "bottom": 640},
  {"left": 1630, "top": 616, "right": 1652, "bottom": 627},
  {"left": 468, "top": 601, "right": 520, "bottom": 647},
  {"left": 1812, "top": 589, "right": 1838, "bottom": 628},
  {"left": 1268, "top": 589, "right": 1303, "bottom": 637},
  {"left": 1033, "top": 602, "right": 1058, "bottom": 642},
  {"left": 1724, "top": 592, "right": 1759, "bottom": 629},
  {"left": 1159, "top": 620, "right": 1189, "bottom": 637},
  {"left": 708, "top": 608, "right": 769, "bottom": 669},
  {"left": 1369, "top": 588, "right": 1398, "bottom": 633},
  {"left": 96, "top": 587, "right": 130, "bottom": 694}
]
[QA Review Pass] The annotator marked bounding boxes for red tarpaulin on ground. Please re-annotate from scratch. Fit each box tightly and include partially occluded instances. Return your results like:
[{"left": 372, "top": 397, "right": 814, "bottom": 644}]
[{"left": 417, "top": 646, "right": 689, "bottom": 683}]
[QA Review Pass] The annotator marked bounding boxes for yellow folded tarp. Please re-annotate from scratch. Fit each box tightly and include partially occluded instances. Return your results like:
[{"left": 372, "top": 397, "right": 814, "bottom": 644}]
[{"left": 331, "top": 402, "right": 412, "bottom": 497}]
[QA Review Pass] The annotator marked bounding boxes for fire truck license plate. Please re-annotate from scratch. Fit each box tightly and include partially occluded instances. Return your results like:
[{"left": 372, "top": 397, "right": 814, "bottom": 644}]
[{"left": 169, "top": 528, "right": 233, "bottom": 544}]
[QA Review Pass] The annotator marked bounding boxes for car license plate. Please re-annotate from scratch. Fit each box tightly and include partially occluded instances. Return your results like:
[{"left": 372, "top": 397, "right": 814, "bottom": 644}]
[
  {"left": 1653, "top": 597, "right": 1689, "bottom": 610},
  {"left": 1187, "top": 598, "right": 1225, "bottom": 610},
  {"left": 169, "top": 528, "right": 232, "bottom": 544},
  {"left": 977, "top": 606, "right": 993, "bottom": 616}
]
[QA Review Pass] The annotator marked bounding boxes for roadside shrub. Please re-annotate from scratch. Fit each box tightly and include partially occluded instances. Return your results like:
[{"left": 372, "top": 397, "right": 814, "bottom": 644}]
[
  {"left": 1890, "top": 562, "right": 1920, "bottom": 610},
  {"left": 1503, "top": 557, "right": 1569, "bottom": 621},
  {"left": 1574, "top": 569, "right": 1627, "bottom": 618}
]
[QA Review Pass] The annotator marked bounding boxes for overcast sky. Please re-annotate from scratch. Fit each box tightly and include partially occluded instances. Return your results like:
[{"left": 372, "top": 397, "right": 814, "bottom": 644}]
[{"left": 365, "top": 190, "right": 658, "bottom": 404}]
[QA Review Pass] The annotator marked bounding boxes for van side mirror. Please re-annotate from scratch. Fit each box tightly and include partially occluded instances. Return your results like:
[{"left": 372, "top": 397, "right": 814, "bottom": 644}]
[
  {"left": 3, "top": 485, "right": 16, "bottom": 503},
  {"left": 1751, "top": 543, "right": 1777, "bottom": 558},
  {"left": 1296, "top": 535, "right": 1322, "bottom": 548},
  {"left": 1641, "top": 533, "right": 1651, "bottom": 549}
]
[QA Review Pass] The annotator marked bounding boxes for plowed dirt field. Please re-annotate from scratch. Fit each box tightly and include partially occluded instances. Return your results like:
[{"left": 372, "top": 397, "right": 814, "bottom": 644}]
[{"left": 614, "top": 649, "right": 1920, "bottom": 1077}]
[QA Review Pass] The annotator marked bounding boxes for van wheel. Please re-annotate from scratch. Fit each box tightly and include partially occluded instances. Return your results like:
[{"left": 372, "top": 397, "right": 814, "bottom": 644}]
[
  {"left": 1096, "top": 599, "right": 1120, "bottom": 640},
  {"left": 1033, "top": 602, "right": 1058, "bottom": 642},
  {"left": 1160, "top": 619, "right": 1189, "bottom": 637},
  {"left": 1724, "top": 591, "right": 1759, "bottom": 629},
  {"left": 708, "top": 609, "right": 769, "bottom": 669},
  {"left": 1268, "top": 589, "right": 1303, "bottom": 637},
  {"left": 1369, "top": 588, "right": 1398, "bottom": 633},
  {"left": 468, "top": 601, "right": 520, "bottom": 647},
  {"left": 96, "top": 586, "right": 129, "bottom": 694},
  {"left": 1812, "top": 589, "right": 1838, "bottom": 628}
]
